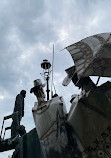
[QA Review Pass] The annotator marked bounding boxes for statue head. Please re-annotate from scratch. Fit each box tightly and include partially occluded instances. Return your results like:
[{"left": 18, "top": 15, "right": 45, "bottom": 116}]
[{"left": 20, "top": 90, "right": 26, "bottom": 98}]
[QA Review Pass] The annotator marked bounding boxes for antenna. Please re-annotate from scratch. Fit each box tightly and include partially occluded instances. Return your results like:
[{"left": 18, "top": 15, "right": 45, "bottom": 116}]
[{"left": 51, "top": 44, "right": 56, "bottom": 98}]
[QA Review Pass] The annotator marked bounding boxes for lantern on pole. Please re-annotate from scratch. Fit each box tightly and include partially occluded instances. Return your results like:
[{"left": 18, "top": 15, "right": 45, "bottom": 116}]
[{"left": 41, "top": 59, "right": 51, "bottom": 100}]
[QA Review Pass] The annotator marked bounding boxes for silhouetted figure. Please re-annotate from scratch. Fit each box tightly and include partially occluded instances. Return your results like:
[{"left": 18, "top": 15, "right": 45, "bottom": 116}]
[
  {"left": 13, "top": 90, "right": 26, "bottom": 124},
  {"left": 11, "top": 90, "right": 26, "bottom": 137}
]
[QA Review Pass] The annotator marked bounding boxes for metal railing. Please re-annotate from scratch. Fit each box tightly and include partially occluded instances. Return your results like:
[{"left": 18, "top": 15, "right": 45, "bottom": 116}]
[{"left": 0, "top": 114, "right": 12, "bottom": 140}]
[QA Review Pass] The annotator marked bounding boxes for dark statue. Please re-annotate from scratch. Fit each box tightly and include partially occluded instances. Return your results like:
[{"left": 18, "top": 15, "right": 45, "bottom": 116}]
[
  {"left": 11, "top": 90, "right": 26, "bottom": 138},
  {"left": 14, "top": 90, "right": 26, "bottom": 123}
]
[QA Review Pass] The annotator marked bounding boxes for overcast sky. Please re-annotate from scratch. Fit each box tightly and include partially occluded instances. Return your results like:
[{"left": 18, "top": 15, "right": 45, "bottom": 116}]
[{"left": 0, "top": 0, "right": 111, "bottom": 157}]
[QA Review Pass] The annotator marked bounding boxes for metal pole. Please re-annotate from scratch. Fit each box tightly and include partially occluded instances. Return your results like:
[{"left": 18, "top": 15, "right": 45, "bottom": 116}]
[
  {"left": 51, "top": 44, "right": 54, "bottom": 98},
  {"left": 0, "top": 118, "right": 4, "bottom": 138},
  {"left": 46, "top": 76, "right": 50, "bottom": 100}
]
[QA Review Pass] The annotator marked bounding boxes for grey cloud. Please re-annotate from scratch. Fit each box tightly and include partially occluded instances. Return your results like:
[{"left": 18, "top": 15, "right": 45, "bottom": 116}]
[{"left": 0, "top": 0, "right": 111, "bottom": 157}]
